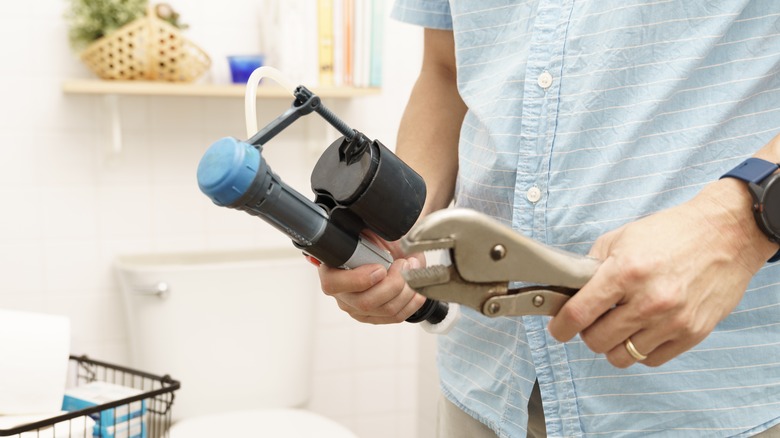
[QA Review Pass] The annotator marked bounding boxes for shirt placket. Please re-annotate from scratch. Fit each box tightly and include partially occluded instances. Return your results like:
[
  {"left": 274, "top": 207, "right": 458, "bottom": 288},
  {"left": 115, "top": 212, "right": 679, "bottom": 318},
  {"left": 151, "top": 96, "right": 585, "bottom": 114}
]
[{"left": 516, "top": 0, "right": 583, "bottom": 437}]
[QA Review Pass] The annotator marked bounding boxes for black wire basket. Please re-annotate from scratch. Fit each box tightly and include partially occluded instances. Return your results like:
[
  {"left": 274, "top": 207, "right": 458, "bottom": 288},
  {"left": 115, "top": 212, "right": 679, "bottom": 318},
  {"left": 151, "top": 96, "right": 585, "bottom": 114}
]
[{"left": 0, "top": 355, "right": 180, "bottom": 438}]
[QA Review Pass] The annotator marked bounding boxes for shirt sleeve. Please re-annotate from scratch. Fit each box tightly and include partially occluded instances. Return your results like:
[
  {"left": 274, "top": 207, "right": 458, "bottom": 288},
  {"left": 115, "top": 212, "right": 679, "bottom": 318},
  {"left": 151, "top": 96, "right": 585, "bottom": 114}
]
[{"left": 390, "top": 0, "right": 453, "bottom": 30}]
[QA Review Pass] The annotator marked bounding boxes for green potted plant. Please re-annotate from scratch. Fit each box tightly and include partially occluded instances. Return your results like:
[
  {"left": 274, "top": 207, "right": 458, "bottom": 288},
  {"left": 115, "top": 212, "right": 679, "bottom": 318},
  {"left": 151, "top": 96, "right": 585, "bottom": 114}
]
[{"left": 66, "top": 0, "right": 189, "bottom": 50}]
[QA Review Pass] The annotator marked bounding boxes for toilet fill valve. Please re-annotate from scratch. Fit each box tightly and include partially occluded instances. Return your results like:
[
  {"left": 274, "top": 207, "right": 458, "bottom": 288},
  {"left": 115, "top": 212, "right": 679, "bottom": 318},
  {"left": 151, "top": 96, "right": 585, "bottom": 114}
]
[{"left": 196, "top": 82, "right": 448, "bottom": 326}]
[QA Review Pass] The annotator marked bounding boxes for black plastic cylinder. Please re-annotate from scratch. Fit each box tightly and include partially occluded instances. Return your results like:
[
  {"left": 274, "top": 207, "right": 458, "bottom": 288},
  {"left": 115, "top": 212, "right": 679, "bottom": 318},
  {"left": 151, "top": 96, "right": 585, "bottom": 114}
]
[{"left": 311, "top": 137, "right": 427, "bottom": 241}]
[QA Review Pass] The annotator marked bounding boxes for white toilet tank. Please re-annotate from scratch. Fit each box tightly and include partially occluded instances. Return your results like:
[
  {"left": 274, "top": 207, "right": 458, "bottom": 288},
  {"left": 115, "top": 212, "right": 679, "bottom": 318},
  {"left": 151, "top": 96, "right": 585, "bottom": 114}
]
[{"left": 115, "top": 248, "right": 318, "bottom": 421}]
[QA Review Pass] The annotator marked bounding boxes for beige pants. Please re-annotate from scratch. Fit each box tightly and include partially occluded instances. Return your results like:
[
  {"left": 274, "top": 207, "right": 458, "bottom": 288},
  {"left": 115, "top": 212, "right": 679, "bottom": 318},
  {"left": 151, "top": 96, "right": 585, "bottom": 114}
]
[{"left": 437, "top": 381, "right": 780, "bottom": 438}]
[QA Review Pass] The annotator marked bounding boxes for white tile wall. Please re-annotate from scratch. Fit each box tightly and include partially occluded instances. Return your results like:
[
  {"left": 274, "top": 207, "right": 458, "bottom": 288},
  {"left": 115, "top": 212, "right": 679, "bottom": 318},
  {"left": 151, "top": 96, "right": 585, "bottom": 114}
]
[{"left": 0, "top": 1, "right": 436, "bottom": 437}]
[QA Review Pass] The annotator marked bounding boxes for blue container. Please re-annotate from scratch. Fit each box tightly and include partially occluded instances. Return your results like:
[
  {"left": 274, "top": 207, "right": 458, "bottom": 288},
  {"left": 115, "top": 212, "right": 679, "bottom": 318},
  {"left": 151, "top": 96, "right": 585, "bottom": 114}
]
[{"left": 227, "top": 55, "right": 265, "bottom": 84}]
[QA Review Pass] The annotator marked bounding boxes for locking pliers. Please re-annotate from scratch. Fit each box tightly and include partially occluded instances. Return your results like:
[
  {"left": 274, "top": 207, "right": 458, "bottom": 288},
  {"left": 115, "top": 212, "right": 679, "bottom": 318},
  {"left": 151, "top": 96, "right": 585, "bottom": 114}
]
[{"left": 401, "top": 208, "right": 600, "bottom": 318}]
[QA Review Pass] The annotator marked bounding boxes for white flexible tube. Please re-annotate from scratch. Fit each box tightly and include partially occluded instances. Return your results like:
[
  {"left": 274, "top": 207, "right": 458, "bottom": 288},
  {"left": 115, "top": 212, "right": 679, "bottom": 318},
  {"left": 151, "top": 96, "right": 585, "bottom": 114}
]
[{"left": 244, "top": 66, "right": 298, "bottom": 138}]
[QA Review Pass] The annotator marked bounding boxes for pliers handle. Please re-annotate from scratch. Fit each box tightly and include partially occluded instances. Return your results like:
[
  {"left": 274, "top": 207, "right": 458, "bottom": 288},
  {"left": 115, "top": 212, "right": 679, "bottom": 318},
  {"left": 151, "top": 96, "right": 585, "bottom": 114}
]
[{"left": 401, "top": 208, "right": 600, "bottom": 317}]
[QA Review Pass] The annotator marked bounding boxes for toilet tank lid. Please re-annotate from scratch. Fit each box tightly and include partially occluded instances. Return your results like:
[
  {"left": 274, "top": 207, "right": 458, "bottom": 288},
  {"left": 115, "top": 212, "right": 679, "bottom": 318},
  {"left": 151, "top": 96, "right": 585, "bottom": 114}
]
[{"left": 115, "top": 247, "right": 304, "bottom": 271}]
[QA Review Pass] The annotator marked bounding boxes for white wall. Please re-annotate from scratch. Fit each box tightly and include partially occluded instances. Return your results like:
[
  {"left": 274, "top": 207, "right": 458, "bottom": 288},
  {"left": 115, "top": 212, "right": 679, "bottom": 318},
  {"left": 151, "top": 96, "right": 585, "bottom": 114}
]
[{"left": 0, "top": 1, "right": 437, "bottom": 437}]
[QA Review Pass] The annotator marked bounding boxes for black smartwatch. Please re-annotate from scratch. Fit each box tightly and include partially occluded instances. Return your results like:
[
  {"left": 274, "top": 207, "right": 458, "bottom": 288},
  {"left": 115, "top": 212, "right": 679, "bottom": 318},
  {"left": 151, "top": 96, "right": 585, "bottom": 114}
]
[{"left": 720, "top": 157, "right": 780, "bottom": 262}]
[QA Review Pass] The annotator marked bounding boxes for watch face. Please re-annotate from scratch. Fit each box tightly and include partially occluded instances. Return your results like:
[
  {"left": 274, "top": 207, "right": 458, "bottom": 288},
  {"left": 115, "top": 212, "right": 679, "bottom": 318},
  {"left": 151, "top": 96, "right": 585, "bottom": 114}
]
[{"left": 761, "top": 176, "right": 780, "bottom": 238}]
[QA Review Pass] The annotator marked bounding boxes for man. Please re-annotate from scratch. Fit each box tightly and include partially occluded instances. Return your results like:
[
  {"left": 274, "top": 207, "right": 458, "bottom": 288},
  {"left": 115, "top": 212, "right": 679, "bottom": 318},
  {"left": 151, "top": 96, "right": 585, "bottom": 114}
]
[{"left": 317, "top": 1, "right": 780, "bottom": 436}]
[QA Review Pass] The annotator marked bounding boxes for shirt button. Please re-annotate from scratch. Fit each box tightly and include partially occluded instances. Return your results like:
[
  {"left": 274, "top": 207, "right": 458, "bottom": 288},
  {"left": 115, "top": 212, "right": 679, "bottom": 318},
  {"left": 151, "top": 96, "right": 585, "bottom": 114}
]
[
  {"left": 526, "top": 186, "right": 542, "bottom": 203},
  {"left": 537, "top": 71, "right": 553, "bottom": 89}
]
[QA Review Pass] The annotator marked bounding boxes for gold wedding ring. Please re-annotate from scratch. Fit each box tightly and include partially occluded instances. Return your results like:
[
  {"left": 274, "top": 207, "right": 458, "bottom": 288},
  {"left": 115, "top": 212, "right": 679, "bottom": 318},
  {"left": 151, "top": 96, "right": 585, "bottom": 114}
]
[{"left": 624, "top": 337, "right": 648, "bottom": 361}]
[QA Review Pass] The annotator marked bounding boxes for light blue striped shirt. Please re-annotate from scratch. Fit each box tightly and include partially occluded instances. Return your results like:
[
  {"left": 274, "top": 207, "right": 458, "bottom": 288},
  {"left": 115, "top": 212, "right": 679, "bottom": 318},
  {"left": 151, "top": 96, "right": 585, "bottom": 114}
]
[{"left": 392, "top": 1, "right": 780, "bottom": 437}]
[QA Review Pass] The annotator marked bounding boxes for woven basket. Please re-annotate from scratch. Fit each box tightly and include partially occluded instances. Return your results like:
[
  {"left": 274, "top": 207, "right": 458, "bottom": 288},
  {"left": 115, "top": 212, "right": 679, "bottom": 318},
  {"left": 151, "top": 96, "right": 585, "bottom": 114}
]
[{"left": 80, "top": 5, "right": 211, "bottom": 82}]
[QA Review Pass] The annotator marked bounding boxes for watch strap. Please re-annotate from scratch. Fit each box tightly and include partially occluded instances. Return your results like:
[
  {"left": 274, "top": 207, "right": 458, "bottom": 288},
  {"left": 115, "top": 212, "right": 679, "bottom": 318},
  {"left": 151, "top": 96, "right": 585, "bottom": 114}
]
[
  {"left": 720, "top": 157, "right": 779, "bottom": 184},
  {"left": 721, "top": 157, "right": 780, "bottom": 263}
]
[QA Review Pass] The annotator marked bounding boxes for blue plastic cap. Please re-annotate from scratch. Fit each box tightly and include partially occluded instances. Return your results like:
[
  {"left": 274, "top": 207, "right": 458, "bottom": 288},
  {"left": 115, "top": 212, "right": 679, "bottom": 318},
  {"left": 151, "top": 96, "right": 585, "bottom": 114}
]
[{"left": 197, "top": 137, "right": 260, "bottom": 206}]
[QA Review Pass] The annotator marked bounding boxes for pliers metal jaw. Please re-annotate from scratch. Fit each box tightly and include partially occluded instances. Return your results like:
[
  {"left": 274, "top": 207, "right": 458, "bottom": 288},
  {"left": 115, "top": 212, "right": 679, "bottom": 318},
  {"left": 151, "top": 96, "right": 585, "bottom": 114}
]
[{"left": 401, "top": 208, "right": 600, "bottom": 318}]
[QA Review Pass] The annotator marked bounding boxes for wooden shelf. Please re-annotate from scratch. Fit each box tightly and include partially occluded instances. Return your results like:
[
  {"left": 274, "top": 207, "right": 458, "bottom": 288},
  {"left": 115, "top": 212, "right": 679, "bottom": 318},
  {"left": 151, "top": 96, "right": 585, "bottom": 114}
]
[
  {"left": 62, "top": 79, "right": 381, "bottom": 156},
  {"left": 61, "top": 79, "right": 381, "bottom": 98}
]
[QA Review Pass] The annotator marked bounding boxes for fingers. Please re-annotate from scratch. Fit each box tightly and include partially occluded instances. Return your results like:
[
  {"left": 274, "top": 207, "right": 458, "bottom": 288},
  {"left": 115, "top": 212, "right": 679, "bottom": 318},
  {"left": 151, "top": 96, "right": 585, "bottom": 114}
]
[
  {"left": 318, "top": 258, "right": 426, "bottom": 324},
  {"left": 548, "top": 258, "right": 624, "bottom": 342},
  {"left": 547, "top": 255, "right": 693, "bottom": 368},
  {"left": 605, "top": 331, "right": 702, "bottom": 368},
  {"left": 319, "top": 263, "right": 388, "bottom": 294},
  {"left": 344, "top": 291, "right": 427, "bottom": 324},
  {"left": 606, "top": 333, "right": 653, "bottom": 368},
  {"left": 569, "top": 291, "right": 710, "bottom": 368},
  {"left": 638, "top": 336, "right": 703, "bottom": 367},
  {"left": 546, "top": 204, "right": 748, "bottom": 368}
]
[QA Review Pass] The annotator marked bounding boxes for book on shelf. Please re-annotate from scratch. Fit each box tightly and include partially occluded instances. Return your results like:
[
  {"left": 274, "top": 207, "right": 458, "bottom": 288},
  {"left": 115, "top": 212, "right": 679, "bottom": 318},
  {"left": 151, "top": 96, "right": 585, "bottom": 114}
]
[
  {"left": 369, "top": 0, "right": 384, "bottom": 87},
  {"left": 317, "top": 0, "right": 335, "bottom": 86},
  {"left": 267, "top": 0, "right": 384, "bottom": 89},
  {"left": 272, "top": 1, "right": 318, "bottom": 87},
  {"left": 332, "top": 0, "right": 345, "bottom": 86},
  {"left": 324, "top": 0, "right": 384, "bottom": 88},
  {"left": 342, "top": 0, "right": 354, "bottom": 86},
  {"left": 353, "top": 0, "right": 365, "bottom": 88}
]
